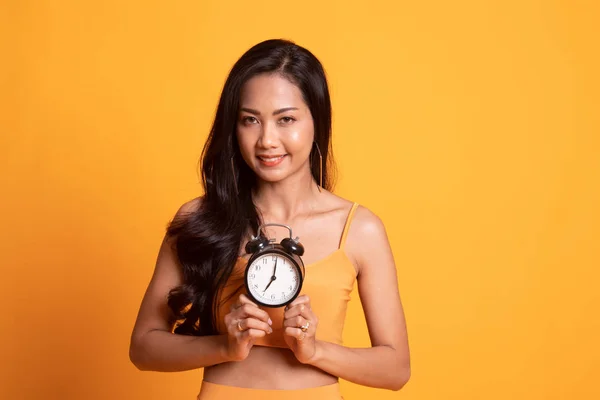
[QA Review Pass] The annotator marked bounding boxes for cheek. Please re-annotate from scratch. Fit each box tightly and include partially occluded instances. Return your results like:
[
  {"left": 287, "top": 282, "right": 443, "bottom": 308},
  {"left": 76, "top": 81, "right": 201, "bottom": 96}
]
[
  {"left": 236, "top": 130, "right": 255, "bottom": 162},
  {"left": 236, "top": 123, "right": 257, "bottom": 145},
  {"left": 285, "top": 123, "right": 314, "bottom": 154}
]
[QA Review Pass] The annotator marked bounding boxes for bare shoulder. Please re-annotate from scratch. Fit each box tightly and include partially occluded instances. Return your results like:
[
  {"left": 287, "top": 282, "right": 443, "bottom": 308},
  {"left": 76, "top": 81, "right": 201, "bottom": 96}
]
[
  {"left": 175, "top": 196, "right": 202, "bottom": 216},
  {"left": 346, "top": 204, "right": 388, "bottom": 246},
  {"left": 351, "top": 205, "right": 386, "bottom": 235},
  {"left": 168, "top": 196, "right": 203, "bottom": 228},
  {"left": 344, "top": 204, "right": 391, "bottom": 275}
]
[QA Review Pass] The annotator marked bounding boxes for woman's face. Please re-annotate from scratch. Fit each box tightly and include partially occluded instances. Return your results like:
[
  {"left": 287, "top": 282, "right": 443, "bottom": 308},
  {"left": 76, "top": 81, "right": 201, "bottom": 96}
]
[{"left": 236, "top": 73, "right": 314, "bottom": 185}]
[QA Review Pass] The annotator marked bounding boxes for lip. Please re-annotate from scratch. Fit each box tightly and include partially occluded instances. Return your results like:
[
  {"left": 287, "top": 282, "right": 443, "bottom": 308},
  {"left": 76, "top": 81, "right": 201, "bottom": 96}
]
[{"left": 257, "top": 154, "right": 287, "bottom": 167}]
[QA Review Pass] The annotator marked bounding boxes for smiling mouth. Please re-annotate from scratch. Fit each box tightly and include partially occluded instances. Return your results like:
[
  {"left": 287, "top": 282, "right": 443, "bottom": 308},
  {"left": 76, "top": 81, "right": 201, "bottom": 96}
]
[
  {"left": 257, "top": 154, "right": 287, "bottom": 166},
  {"left": 257, "top": 155, "right": 286, "bottom": 162}
]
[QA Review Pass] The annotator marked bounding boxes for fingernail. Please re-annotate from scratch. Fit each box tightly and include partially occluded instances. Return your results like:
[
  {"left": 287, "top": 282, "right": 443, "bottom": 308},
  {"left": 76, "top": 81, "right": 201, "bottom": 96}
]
[
  {"left": 268, "top": 318, "right": 272, "bottom": 325},
  {"left": 268, "top": 328, "right": 273, "bottom": 334}
]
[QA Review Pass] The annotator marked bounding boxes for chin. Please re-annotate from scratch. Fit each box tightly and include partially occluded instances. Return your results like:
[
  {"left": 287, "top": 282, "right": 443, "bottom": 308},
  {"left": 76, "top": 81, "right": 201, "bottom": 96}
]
[
  {"left": 251, "top": 165, "right": 289, "bottom": 183},
  {"left": 255, "top": 173, "right": 288, "bottom": 185}
]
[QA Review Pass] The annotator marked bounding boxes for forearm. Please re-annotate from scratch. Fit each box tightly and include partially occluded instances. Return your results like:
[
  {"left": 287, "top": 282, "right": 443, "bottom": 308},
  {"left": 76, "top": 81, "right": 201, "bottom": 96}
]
[
  {"left": 308, "top": 340, "right": 410, "bottom": 391},
  {"left": 129, "top": 329, "right": 231, "bottom": 372}
]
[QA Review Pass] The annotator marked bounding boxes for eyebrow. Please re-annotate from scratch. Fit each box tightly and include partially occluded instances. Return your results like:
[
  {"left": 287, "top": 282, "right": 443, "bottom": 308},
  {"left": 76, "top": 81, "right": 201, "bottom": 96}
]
[{"left": 240, "top": 107, "right": 299, "bottom": 116}]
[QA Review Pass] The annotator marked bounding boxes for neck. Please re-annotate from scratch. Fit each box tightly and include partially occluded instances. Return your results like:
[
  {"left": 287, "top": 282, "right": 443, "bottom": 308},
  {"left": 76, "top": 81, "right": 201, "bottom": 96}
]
[{"left": 252, "top": 166, "right": 321, "bottom": 221}]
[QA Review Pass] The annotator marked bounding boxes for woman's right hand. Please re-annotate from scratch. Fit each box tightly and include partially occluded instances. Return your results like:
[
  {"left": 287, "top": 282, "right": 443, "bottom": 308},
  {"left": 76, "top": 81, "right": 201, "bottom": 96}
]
[{"left": 223, "top": 293, "right": 273, "bottom": 361}]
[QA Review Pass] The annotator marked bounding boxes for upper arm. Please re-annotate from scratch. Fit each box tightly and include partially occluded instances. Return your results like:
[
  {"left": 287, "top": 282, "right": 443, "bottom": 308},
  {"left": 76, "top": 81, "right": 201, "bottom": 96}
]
[
  {"left": 346, "top": 206, "right": 410, "bottom": 362},
  {"left": 130, "top": 198, "right": 201, "bottom": 342}
]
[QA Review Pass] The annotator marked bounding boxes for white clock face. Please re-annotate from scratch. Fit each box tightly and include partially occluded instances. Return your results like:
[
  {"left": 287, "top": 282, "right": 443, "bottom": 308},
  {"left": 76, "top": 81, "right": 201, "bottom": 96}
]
[{"left": 246, "top": 253, "right": 301, "bottom": 307}]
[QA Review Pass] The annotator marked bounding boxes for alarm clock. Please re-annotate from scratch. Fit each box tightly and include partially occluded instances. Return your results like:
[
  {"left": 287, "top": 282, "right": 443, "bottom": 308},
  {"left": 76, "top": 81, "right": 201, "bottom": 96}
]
[{"left": 244, "top": 223, "right": 305, "bottom": 308}]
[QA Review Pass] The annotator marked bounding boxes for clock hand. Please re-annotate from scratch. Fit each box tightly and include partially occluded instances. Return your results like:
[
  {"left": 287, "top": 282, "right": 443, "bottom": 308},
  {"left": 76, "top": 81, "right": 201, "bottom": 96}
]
[
  {"left": 263, "top": 276, "right": 275, "bottom": 292},
  {"left": 263, "top": 258, "right": 278, "bottom": 293}
]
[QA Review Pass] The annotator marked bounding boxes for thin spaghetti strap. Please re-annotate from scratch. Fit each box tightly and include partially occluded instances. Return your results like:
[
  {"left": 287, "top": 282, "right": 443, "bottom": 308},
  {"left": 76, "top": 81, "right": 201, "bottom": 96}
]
[{"left": 339, "top": 202, "right": 359, "bottom": 249}]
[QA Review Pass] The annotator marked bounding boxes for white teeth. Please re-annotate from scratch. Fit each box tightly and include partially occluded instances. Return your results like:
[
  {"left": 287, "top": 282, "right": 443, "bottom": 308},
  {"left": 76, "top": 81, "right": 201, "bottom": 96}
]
[{"left": 259, "top": 155, "right": 284, "bottom": 162}]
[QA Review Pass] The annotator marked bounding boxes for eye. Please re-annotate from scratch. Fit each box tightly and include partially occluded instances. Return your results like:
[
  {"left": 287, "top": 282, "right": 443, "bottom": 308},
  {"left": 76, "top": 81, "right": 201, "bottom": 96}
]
[
  {"left": 242, "top": 116, "right": 258, "bottom": 125},
  {"left": 279, "top": 116, "right": 296, "bottom": 124}
]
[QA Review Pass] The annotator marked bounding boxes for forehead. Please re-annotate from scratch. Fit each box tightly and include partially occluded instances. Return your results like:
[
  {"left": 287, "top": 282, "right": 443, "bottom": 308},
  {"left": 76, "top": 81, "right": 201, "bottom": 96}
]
[{"left": 239, "top": 73, "right": 306, "bottom": 109}]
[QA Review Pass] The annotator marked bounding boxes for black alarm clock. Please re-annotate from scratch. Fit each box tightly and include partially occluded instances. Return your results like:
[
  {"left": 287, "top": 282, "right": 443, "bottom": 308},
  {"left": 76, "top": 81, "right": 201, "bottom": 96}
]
[{"left": 244, "top": 223, "right": 305, "bottom": 308}]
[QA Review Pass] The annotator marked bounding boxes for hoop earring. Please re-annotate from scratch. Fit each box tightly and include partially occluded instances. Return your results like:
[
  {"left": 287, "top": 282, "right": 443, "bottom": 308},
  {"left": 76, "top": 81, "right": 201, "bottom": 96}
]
[
  {"left": 312, "top": 141, "right": 323, "bottom": 192},
  {"left": 231, "top": 156, "right": 239, "bottom": 195}
]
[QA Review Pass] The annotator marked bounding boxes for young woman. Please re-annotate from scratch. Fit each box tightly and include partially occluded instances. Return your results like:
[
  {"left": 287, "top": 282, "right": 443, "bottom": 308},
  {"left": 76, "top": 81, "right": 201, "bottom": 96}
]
[{"left": 129, "top": 39, "right": 410, "bottom": 399}]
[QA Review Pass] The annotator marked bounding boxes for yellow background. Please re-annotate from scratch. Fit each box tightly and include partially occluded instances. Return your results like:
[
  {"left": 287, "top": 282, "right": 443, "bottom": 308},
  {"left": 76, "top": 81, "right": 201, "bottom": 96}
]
[{"left": 2, "top": 1, "right": 599, "bottom": 399}]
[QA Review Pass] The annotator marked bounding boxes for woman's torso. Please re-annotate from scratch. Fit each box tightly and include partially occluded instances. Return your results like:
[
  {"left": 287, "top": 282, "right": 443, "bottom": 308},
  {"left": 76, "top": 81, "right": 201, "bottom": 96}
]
[
  {"left": 202, "top": 200, "right": 359, "bottom": 389},
  {"left": 203, "top": 346, "right": 337, "bottom": 389}
]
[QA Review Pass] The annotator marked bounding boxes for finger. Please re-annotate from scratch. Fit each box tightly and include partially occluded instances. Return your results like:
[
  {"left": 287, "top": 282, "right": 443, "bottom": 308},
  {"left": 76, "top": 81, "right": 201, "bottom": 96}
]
[
  {"left": 284, "top": 303, "right": 314, "bottom": 320},
  {"left": 238, "top": 293, "right": 258, "bottom": 306},
  {"left": 234, "top": 317, "right": 273, "bottom": 334},
  {"left": 285, "top": 295, "right": 310, "bottom": 310},
  {"left": 229, "top": 294, "right": 247, "bottom": 312},
  {"left": 228, "top": 318, "right": 265, "bottom": 337},
  {"left": 238, "top": 328, "right": 267, "bottom": 342},
  {"left": 230, "top": 293, "right": 258, "bottom": 312},
  {"left": 283, "top": 315, "right": 315, "bottom": 336},
  {"left": 283, "top": 314, "right": 310, "bottom": 329},
  {"left": 284, "top": 327, "right": 309, "bottom": 341},
  {"left": 234, "top": 303, "right": 272, "bottom": 325}
]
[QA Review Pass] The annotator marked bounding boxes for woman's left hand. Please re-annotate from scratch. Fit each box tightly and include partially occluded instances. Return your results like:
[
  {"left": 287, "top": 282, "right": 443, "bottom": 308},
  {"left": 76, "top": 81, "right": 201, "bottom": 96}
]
[{"left": 283, "top": 295, "right": 319, "bottom": 364}]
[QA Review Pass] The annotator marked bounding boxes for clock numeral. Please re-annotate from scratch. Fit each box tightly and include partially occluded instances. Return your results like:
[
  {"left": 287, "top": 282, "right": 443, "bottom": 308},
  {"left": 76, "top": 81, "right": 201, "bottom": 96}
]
[
  {"left": 282, "top": 259, "right": 286, "bottom": 264},
  {"left": 253, "top": 283, "right": 258, "bottom": 289},
  {"left": 282, "top": 292, "right": 286, "bottom": 298},
  {"left": 263, "top": 258, "right": 268, "bottom": 264},
  {"left": 255, "top": 265, "right": 261, "bottom": 271},
  {"left": 250, "top": 273, "right": 255, "bottom": 279},
  {"left": 293, "top": 275, "right": 298, "bottom": 282},
  {"left": 272, "top": 255, "right": 277, "bottom": 262},
  {"left": 289, "top": 285, "right": 293, "bottom": 291},
  {"left": 271, "top": 294, "right": 276, "bottom": 300}
]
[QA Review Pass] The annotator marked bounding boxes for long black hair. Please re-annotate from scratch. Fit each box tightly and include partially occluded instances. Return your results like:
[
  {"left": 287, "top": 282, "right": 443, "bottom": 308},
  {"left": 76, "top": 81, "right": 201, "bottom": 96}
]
[{"left": 165, "top": 39, "right": 336, "bottom": 336}]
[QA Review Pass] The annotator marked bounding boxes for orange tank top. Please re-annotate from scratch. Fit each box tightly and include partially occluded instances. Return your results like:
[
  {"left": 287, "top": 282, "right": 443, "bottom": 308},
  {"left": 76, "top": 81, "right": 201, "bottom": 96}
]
[{"left": 215, "top": 202, "right": 359, "bottom": 348}]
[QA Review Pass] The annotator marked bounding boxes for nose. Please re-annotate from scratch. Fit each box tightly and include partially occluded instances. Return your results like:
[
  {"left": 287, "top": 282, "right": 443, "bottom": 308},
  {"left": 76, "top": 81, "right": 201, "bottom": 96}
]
[{"left": 258, "top": 120, "right": 278, "bottom": 148}]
